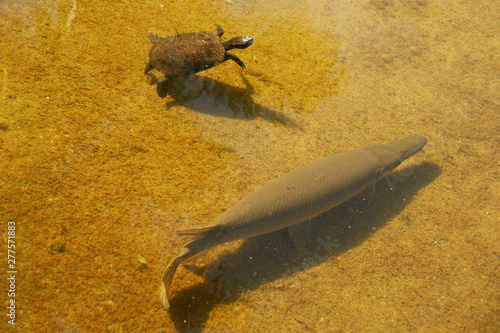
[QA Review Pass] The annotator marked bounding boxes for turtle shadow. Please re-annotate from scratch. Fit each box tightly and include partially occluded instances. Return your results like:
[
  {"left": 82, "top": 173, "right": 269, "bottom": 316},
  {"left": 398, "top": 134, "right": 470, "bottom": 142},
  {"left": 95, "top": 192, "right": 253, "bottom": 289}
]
[
  {"left": 164, "top": 74, "right": 301, "bottom": 128},
  {"left": 166, "top": 162, "right": 442, "bottom": 332}
]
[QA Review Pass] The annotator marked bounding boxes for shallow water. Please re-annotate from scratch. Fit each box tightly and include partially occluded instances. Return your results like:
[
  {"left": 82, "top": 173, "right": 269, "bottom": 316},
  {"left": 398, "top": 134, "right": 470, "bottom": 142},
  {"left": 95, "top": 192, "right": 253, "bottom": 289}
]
[{"left": 1, "top": 0, "right": 498, "bottom": 331}]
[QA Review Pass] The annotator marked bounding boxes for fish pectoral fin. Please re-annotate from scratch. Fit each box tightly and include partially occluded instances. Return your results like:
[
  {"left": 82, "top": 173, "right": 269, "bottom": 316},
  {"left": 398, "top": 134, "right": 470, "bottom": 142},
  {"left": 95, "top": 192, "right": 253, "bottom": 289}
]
[
  {"left": 177, "top": 226, "right": 219, "bottom": 242},
  {"left": 287, "top": 219, "right": 312, "bottom": 249},
  {"left": 182, "top": 249, "right": 210, "bottom": 268}
]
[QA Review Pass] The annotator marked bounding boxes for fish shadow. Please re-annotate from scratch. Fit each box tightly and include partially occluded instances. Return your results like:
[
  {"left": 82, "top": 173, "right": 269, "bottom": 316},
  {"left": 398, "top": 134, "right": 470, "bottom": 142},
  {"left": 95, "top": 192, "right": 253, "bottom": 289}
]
[
  {"left": 167, "top": 162, "right": 442, "bottom": 332},
  {"left": 164, "top": 74, "right": 300, "bottom": 128}
]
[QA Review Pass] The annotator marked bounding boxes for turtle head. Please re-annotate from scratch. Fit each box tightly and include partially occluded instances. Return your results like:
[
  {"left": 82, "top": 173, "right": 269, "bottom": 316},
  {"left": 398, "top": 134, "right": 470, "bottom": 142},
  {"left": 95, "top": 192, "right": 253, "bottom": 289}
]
[{"left": 222, "top": 36, "right": 254, "bottom": 50}]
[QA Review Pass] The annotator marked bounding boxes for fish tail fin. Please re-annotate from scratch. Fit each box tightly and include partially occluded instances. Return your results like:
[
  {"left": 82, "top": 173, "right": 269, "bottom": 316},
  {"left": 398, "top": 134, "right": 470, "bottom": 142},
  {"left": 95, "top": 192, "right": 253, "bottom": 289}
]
[
  {"left": 159, "top": 226, "right": 219, "bottom": 309},
  {"left": 159, "top": 247, "right": 189, "bottom": 310}
]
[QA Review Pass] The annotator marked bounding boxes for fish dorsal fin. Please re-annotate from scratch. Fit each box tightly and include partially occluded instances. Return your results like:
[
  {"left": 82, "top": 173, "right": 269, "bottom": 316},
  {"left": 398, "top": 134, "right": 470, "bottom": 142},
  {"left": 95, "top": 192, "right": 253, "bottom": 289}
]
[
  {"left": 177, "top": 226, "right": 218, "bottom": 242},
  {"left": 287, "top": 219, "right": 312, "bottom": 249}
]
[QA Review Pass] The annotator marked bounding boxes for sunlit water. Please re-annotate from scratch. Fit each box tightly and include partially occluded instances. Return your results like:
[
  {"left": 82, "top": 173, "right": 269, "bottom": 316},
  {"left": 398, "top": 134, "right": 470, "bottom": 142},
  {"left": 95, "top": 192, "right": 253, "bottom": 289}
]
[{"left": 1, "top": 0, "right": 498, "bottom": 331}]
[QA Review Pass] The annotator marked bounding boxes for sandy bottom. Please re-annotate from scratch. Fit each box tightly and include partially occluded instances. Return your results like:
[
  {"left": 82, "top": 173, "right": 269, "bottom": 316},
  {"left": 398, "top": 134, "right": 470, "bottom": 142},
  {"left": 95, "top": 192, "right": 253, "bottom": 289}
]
[{"left": 0, "top": 0, "right": 498, "bottom": 331}]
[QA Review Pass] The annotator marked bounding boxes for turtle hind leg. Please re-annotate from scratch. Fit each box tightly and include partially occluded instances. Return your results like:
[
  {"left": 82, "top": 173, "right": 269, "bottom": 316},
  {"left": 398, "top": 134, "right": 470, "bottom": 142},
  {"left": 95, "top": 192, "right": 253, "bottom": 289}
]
[
  {"left": 156, "top": 77, "right": 171, "bottom": 98},
  {"left": 147, "top": 33, "right": 162, "bottom": 44},
  {"left": 216, "top": 24, "right": 224, "bottom": 37},
  {"left": 225, "top": 53, "right": 246, "bottom": 69}
]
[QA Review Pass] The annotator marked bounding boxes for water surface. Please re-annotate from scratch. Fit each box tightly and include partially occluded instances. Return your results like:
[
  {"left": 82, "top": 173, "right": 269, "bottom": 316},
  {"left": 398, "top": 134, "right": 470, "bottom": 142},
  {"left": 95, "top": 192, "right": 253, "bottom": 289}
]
[{"left": 0, "top": 0, "right": 498, "bottom": 331}]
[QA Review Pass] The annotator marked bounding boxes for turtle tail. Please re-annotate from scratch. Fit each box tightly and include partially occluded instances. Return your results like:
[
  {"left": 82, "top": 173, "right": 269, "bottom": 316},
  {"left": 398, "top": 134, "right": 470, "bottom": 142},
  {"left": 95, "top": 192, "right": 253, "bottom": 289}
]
[{"left": 144, "top": 62, "right": 154, "bottom": 75}]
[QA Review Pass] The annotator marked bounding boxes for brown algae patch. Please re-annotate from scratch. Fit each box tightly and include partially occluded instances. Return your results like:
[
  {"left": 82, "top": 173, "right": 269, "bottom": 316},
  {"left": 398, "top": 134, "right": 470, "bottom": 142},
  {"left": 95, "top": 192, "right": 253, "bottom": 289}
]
[{"left": 0, "top": 118, "right": 9, "bottom": 130}]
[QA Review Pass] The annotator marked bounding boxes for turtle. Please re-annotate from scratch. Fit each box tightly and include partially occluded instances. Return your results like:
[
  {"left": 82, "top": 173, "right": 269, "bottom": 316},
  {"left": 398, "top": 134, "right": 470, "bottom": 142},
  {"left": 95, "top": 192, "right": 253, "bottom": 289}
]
[{"left": 144, "top": 25, "right": 254, "bottom": 98}]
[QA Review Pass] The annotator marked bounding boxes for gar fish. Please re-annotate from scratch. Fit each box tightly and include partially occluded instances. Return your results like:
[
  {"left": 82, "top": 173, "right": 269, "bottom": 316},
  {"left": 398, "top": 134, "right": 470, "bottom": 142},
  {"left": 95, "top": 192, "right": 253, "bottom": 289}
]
[{"left": 159, "top": 135, "right": 427, "bottom": 309}]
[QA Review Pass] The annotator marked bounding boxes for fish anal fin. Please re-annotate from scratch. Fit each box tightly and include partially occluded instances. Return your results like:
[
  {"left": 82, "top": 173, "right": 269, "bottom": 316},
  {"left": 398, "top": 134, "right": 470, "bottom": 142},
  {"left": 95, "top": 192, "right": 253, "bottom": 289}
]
[{"left": 287, "top": 219, "right": 312, "bottom": 249}]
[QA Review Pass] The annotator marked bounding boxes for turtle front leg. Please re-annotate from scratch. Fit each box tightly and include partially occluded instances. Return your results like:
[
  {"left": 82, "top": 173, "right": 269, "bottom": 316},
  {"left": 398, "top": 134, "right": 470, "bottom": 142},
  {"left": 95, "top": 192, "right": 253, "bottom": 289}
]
[{"left": 225, "top": 53, "right": 246, "bottom": 69}]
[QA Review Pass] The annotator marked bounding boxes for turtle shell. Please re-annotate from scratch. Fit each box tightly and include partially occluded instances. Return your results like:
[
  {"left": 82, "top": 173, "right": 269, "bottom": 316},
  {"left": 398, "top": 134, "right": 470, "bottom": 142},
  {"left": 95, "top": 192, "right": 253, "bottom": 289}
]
[{"left": 147, "top": 31, "right": 226, "bottom": 78}]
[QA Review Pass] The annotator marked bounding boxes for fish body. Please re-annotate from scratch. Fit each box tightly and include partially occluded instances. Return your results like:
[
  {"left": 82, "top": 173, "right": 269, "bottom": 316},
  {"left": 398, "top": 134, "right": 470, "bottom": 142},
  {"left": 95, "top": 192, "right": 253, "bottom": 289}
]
[{"left": 159, "top": 135, "right": 427, "bottom": 309}]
